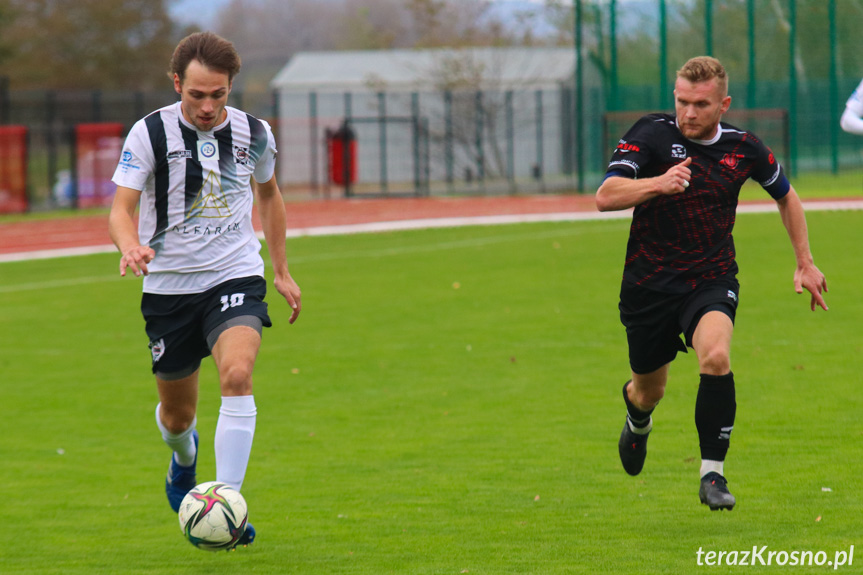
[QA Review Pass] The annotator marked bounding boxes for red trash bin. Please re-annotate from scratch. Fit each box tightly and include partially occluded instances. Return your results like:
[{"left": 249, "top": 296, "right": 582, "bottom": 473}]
[
  {"left": 0, "top": 125, "right": 29, "bottom": 214},
  {"left": 327, "top": 122, "right": 356, "bottom": 186}
]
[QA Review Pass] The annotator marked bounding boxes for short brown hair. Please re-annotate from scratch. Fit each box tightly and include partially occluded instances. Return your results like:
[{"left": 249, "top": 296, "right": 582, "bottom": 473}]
[
  {"left": 676, "top": 56, "right": 727, "bottom": 95},
  {"left": 169, "top": 32, "right": 241, "bottom": 83}
]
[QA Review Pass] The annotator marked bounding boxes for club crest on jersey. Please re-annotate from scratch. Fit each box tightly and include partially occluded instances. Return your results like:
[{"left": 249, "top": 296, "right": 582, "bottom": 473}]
[
  {"left": 720, "top": 153, "right": 744, "bottom": 170},
  {"left": 197, "top": 139, "right": 219, "bottom": 161},
  {"left": 233, "top": 145, "right": 250, "bottom": 165},
  {"left": 671, "top": 144, "right": 687, "bottom": 159}
]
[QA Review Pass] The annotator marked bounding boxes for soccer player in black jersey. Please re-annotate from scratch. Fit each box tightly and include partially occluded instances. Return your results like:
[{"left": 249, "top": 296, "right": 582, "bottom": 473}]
[{"left": 596, "top": 56, "right": 828, "bottom": 510}]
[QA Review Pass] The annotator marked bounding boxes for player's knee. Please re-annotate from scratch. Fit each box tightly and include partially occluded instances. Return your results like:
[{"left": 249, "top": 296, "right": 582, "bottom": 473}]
[
  {"left": 699, "top": 347, "right": 731, "bottom": 375},
  {"left": 219, "top": 362, "right": 254, "bottom": 395},
  {"left": 160, "top": 406, "right": 196, "bottom": 434},
  {"left": 631, "top": 383, "right": 665, "bottom": 409}
]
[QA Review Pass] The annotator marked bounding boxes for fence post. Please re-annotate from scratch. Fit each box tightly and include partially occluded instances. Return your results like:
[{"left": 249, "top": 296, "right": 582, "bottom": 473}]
[
  {"left": 829, "top": 0, "right": 838, "bottom": 175},
  {"left": 412, "top": 92, "right": 421, "bottom": 196},
  {"left": 658, "top": 0, "right": 668, "bottom": 107},
  {"left": 747, "top": 0, "right": 756, "bottom": 109},
  {"left": 309, "top": 91, "right": 319, "bottom": 196},
  {"left": 575, "top": 0, "right": 585, "bottom": 192},
  {"left": 609, "top": 0, "right": 618, "bottom": 111},
  {"left": 343, "top": 91, "right": 353, "bottom": 197},
  {"left": 0, "top": 76, "right": 10, "bottom": 124},
  {"left": 377, "top": 91, "right": 388, "bottom": 195},
  {"left": 475, "top": 90, "right": 484, "bottom": 188},
  {"left": 46, "top": 91, "right": 58, "bottom": 207},
  {"left": 705, "top": 0, "right": 713, "bottom": 56},
  {"left": 788, "top": 0, "right": 797, "bottom": 177},
  {"left": 535, "top": 89, "right": 545, "bottom": 193},
  {"left": 505, "top": 90, "right": 515, "bottom": 193},
  {"left": 444, "top": 90, "right": 454, "bottom": 193}
]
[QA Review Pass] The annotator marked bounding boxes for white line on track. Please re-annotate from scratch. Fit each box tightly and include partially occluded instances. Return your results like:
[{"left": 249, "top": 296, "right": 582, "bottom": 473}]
[{"left": 0, "top": 199, "right": 860, "bottom": 268}]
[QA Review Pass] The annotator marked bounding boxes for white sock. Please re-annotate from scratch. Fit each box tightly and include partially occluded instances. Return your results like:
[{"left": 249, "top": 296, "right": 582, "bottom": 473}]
[
  {"left": 215, "top": 395, "right": 257, "bottom": 492},
  {"left": 155, "top": 403, "right": 197, "bottom": 467},
  {"left": 627, "top": 416, "right": 652, "bottom": 435},
  {"left": 700, "top": 459, "right": 724, "bottom": 478}
]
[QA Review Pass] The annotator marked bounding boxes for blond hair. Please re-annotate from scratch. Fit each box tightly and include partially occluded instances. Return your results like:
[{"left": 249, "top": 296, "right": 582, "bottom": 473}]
[{"left": 676, "top": 56, "right": 727, "bottom": 95}]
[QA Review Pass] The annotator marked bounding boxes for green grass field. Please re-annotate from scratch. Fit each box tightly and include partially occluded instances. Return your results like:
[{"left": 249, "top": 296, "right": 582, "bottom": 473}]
[{"left": 1, "top": 211, "right": 861, "bottom": 574}]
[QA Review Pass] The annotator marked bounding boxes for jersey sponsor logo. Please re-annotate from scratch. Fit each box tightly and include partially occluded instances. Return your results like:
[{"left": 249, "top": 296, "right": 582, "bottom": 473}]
[
  {"left": 118, "top": 149, "right": 140, "bottom": 173},
  {"left": 671, "top": 144, "right": 687, "bottom": 159},
  {"left": 167, "top": 149, "right": 192, "bottom": 159},
  {"left": 197, "top": 139, "right": 219, "bottom": 161},
  {"left": 616, "top": 140, "right": 640, "bottom": 153},
  {"left": 233, "top": 145, "right": 250, "bottom": 165},
  {"left": 608, "top": 159, "right": 640, "bottom": 173},
  {"left": 720, "top": 153, "right": 744, "bottom": 170},
  {"left": 187, "top": 171, "right": 233, "bottom": 219}
]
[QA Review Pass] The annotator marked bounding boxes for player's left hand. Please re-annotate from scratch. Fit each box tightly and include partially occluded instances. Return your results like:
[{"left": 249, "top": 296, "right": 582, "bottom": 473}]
[
  {"left": 794, "top": 263, "right": 828, "bottom": 311},
  {"left": 275, "top": 272, "right": 302, "bottom": 324}
]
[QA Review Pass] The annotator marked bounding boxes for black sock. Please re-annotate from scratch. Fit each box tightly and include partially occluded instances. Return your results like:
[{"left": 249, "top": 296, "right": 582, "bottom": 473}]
[
  {"left": 622, "top": 380, "right": 654, "bottom": 429},
  {"left": 695, "top": 372, "right": 736, "bottom": 461}
]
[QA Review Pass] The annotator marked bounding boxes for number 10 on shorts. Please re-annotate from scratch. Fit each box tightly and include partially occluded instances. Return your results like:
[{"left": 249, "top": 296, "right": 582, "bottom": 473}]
[{"left": 220, "top": 293, "right": 246, "bottom": 312}]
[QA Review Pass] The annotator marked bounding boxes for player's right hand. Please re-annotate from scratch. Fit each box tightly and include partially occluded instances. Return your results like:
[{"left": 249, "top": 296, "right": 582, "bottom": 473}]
[
  {"left": 661, "top": 156, "right": 692, "bottom": 194},
  {"left": 120, "top": 245, "right": 155, "bottom": 277}
]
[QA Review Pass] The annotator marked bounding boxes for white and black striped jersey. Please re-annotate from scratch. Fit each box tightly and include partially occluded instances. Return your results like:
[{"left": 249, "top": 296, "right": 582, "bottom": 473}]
[{"left": 112, "top": 102, "right": 277, "bottom": 295}]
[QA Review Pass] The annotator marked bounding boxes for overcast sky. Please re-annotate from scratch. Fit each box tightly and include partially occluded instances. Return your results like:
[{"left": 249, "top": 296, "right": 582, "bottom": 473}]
[{"left": 169, "top": 0, "right": 557, "bottom": 31}]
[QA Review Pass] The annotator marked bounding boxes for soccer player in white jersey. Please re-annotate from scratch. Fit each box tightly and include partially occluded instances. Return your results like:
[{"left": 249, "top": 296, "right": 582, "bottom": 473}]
[
  {"left": 840, "top": 78, "right": 863, "bottom": 135},
  {"left": 109, "top": 32, "right": 301, "bottom": 548}
]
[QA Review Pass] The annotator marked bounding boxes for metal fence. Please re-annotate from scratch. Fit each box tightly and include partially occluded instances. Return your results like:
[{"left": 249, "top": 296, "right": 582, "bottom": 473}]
[
  {"left": 275, "top": 86, "right": 604, "bottom": 198},
  {"left": 4, "top": 0, "right": 863, "bottom": 209},
  {"left": 0, "top": 86, "right": 275, "bottom": 210}
]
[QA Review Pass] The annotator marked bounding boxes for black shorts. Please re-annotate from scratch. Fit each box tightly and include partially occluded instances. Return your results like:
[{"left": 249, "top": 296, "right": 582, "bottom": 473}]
[
  {"left": 619, "top": 277, "right": 739, "bottom": 375},
  {"left": 141, "top": 276, "right": 272, "bottom": 378}
]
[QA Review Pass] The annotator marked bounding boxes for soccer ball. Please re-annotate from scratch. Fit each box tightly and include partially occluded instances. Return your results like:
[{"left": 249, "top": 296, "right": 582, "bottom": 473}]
[{"left": 178, "top": 481, "right": 248, "bottom": 551}]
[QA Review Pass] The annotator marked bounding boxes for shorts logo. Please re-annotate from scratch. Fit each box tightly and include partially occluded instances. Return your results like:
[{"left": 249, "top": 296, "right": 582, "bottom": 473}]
[
  {"left": 727, "top": 290, "right": 738, "bottom": 303},
  {"left": 671, "top": 144, "right": 687, "bottom": 159},
  {"left": 197, "top": 139, "right": 219, "bottom": 161},
  {"left": 149, "top": 338, "right": 166, "bottom": 363}
]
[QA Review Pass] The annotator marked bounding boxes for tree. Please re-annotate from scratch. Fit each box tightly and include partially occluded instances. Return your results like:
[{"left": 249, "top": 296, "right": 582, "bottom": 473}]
[{"left": 0, "top": 0, "right": 177, "bottom": 89}]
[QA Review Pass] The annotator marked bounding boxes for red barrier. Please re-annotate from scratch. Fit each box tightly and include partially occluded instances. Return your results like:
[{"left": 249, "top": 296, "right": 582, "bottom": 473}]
[
  {"left": 0, "top": 125, "right": 29, "bottom": 214},
  {"left": 75, "top": 123, "right": 124, "bottom": 208}
]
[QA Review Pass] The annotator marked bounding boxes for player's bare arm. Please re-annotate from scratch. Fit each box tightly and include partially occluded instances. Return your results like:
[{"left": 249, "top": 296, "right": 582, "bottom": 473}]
[
  {"left": 776, "top": 187, "right": 828, "bottom": 311},
  {"left": 596, "top": 157, "right": 692, "bottom": 212},
  {"left": 109, "top": 185, "right": 155, "bottom": 277},
  {"left": 254, "top": 176, "right": 301, "bottom": 323}
]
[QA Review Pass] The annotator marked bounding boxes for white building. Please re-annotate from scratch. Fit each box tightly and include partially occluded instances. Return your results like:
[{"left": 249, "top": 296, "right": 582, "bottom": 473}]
[{"left": 270, "top": 47, "right": 598, "bottom": 195}]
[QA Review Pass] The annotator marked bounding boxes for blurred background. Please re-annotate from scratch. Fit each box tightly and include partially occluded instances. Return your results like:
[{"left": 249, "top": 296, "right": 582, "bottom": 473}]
[{"left": 1, "top": 0, "right": 862, "bottom": 212}]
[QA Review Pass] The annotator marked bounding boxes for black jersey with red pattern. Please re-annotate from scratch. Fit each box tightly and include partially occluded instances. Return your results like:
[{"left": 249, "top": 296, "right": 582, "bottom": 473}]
[{"left": 605, "top": 113, "right": 789, "bottom": 294}]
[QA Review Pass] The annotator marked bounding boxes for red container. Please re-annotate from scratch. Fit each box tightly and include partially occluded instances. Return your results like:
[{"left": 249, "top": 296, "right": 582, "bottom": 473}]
[
  {"left": 327, "top": 124, "right": 356, "bottom": 186},
  {"left": 0, "top": 125, "right": 29, "bottom": 214}
]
